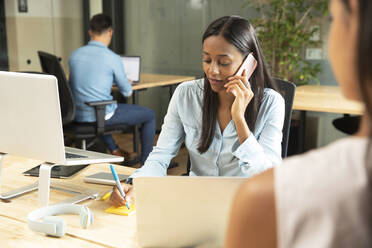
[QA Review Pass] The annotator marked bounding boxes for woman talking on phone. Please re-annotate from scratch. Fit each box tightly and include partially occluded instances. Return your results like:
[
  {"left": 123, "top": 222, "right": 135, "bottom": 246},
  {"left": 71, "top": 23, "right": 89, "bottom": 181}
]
[{"left": 110, "top": 15, "right": 284, "bottom": 206}]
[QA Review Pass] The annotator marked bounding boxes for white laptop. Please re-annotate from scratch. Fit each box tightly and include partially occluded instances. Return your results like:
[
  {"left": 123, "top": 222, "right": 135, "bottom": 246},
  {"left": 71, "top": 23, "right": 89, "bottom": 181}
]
[
  {"left": 134, "top": 176, "right": 246, "bottom": 247},
  {"left": 0, "top": 71, "right": 123, "bottom": 165},
  {"left": 120, "top": 55, "right": 141, "bottom": 83}
]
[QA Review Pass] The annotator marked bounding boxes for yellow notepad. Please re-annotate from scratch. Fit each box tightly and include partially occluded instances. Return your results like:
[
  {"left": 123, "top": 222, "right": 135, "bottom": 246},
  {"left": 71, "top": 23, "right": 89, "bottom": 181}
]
[
  {"left": 101, "top": 191, "right": 135, "bottom": 215},
  {"left": 105, "top": 204, "right": 136, "bottom": 216}
]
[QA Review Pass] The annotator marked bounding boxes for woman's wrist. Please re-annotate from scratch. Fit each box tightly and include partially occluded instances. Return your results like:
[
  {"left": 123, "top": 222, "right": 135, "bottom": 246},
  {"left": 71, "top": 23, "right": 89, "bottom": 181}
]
[
  {"left": 233, "top": 115, "right": 251, "bottom": 143},
  {"left": 232, "top": 113, "right": 245, "bottom": 123}
]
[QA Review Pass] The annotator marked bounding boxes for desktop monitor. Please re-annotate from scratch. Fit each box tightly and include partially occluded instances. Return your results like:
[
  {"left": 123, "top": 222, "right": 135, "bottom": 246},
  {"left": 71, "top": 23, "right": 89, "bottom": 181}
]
[
  {"left": 0, "top": 71, "right": 123, "bottom": 165},
  {"left": 120, "top": 56, "right": 141, "bottom": 83}
]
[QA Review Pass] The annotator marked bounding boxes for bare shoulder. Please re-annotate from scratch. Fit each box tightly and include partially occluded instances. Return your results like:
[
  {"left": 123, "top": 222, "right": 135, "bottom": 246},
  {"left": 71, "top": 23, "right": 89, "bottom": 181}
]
[
  {"left": 240, "top": 167, "right": 274, "bottom": 198},
  {"left": 230, "top": 168, "right": 275, "bottom": 213},
  {"left": 225, "top": 169, "right": 276, "bottom": 248}
]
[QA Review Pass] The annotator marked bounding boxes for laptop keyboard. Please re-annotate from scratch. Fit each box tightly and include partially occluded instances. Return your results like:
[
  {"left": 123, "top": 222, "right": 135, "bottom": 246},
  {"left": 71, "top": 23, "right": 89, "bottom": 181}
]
[{"left": 65, "top": 152, "right": 88, "bottom": 159}]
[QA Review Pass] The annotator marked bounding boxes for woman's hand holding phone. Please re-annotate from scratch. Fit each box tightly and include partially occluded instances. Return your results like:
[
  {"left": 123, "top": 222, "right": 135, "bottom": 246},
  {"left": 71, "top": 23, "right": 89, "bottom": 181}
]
[{"left": 225, "top": 69, "right": 254, "bottom": 121}]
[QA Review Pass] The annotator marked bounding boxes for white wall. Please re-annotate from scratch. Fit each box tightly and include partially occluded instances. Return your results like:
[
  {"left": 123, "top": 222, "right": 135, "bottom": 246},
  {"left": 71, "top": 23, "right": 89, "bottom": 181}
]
[
  {"left": 5, "top": 0, "right": 84, "bottom": 72},
  {"left": 89, "top": 0, "right": 102, "bottom": 18}
]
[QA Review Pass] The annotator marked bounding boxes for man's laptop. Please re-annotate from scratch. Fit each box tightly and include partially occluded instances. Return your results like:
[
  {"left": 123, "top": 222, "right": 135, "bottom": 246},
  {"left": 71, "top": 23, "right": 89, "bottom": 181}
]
[
  {"left": 0, "top": 71, "right": 123, "bottom": 165},
  {"left": 120, "top": 55, "right": 141, "bottom": 83},
  {"left": 134, "top": 176, "right": 246, "bottom": 247}
]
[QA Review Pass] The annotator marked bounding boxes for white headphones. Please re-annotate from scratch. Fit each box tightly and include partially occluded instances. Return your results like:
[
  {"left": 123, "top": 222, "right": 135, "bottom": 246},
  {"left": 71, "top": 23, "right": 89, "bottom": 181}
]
[{"left": 27, "top": 203, "right": 94, "bottom": 237}]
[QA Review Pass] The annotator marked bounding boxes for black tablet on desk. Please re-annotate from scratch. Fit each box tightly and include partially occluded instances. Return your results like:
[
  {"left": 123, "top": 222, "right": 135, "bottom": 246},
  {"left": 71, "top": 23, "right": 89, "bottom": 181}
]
[{"left": 23, "top": 164, "right": 89, "bottom": 178}]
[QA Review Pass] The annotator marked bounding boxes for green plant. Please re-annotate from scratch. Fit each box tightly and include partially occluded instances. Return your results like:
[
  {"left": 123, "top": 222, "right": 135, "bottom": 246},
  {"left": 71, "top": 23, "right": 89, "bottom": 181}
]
[{"left": 245, "top": 0, "right": 328, "bottom": 85}]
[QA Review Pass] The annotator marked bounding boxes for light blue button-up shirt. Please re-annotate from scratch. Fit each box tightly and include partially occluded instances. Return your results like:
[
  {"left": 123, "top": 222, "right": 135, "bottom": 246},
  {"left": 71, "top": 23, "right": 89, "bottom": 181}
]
[
  {"left": 130, "top": 78, "right": 285, "bottom": 178},
  {"left": 69, "top": 40, "right": 132, "bottom": 122}
]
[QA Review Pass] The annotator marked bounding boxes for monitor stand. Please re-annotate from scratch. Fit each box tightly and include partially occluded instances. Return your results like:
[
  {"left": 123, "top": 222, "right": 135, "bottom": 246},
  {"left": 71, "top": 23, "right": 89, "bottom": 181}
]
[{"left": 0, "top": 153, "right": 99, "bottom": 207}]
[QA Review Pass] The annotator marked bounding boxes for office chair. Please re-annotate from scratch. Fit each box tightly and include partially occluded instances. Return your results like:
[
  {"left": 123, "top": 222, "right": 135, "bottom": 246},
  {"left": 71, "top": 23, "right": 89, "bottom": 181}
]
[
  {"left": 274, "top": 78, "right": 296, "bottom": 158},
  {"left": 184, "top": 78, "right": 296, "bottom": 175},
  {"left": 37, "top": 51, "right": 134, "bottom": 153},
  {"left": 332, "top": 114, "right": 360, "bottom": 135}
]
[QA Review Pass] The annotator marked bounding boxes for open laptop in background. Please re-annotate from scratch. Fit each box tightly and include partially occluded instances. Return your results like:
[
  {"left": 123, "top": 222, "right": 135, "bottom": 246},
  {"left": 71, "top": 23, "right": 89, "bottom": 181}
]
[
  {"left": 120, "top": 55, "right": 141, "bottom": 83},
  {"left": 134, "top": 176, "right": 246, "bottom": 247},
  {"left": 0, "top": 71, "right": 123, "bottom": 166}
]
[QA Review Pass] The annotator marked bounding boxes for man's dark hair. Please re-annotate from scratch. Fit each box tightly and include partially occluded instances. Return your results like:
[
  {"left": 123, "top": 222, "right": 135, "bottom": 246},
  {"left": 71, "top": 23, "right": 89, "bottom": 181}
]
[{"left": 89, "top": 13, "right": 112, "bottom": 34}]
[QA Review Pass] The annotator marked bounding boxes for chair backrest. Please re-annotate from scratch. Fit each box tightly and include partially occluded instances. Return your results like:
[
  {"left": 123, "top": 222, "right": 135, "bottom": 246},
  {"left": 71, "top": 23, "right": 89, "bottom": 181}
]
[
  {"left": 185, "top": 78, "right": 296, "bottom": 174},
  {"left": 273, "top": 78, "right": 296, "bottom": 158},
  {"left": 37, "top": 51, "right": 75, "bottom": 125}
]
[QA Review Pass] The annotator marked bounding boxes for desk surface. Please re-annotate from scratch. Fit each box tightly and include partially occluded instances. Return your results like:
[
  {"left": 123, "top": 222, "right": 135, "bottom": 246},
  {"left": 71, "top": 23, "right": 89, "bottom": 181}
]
[
  {"left": 132, "top": 81, "right": 364, "bottom": 115},
  {"left": 132, "top": 73, "right": 195, "bottom": 90},
  {"left": 293, "top": 85, "right": 364, "bottom": 115},
  {"left": 0, "top": 156, "right": 137, "bottom": 247},
  {"left": 0, "top": 215, "right": 103, "bottom": 247}
]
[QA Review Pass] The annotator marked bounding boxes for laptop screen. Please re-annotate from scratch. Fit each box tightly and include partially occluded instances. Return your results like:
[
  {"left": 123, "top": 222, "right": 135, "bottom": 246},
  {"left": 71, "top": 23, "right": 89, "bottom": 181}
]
[
  {"left": 120, "top": 56, "right": 141, "bottom": 83},
  {"left": 134, "top": 176, "right": 246, "bottom": 247}
]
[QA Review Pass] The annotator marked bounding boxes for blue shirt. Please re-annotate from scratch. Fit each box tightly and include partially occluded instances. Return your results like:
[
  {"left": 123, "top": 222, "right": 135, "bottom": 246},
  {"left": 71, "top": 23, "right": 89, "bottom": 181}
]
[
  {"left": 131, "top": 79, "right": 285, "bottom": 178},
  {"left": 69, "top": 40, "right": 132, "bottom": 122}
]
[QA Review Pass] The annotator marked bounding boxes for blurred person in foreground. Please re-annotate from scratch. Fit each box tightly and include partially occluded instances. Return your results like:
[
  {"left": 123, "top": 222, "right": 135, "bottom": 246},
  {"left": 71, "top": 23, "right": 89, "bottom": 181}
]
[{"left": 225, "top": 0, "right": 372, "bottom": 247}]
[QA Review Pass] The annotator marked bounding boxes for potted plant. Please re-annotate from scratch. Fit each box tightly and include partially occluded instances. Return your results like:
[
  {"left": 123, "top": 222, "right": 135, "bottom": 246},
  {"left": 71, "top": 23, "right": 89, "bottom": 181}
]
[{"left": 246, "top": 0, "right": 328, "bottom": 85}]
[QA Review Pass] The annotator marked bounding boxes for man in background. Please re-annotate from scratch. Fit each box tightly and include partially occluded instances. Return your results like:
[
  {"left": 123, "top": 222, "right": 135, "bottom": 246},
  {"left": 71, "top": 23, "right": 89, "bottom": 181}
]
[{"left": 69, "top": 13, "right": 155, "bottom": 165}]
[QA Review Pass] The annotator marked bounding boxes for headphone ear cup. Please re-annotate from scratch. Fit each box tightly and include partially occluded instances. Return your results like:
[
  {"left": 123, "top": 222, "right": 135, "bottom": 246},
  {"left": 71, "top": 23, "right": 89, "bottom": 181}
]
[
  {"left": 87, "top": 209, "right": 94, "bottom": 227},
  {"left": 43, "top": 216, "right": 66, "bottom": 237},
  {"left": 80, "top": 206, "right": 93, "bottom": 228}
]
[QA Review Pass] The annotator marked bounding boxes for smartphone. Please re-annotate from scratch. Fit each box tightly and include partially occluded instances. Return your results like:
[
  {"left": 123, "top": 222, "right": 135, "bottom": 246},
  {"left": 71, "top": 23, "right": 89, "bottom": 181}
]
[
  {"left": 235, "top": 53, "right": 257, "bottom": 87},
  {"left": 84, "top": 172, "right": 129, "bottom": 185}
]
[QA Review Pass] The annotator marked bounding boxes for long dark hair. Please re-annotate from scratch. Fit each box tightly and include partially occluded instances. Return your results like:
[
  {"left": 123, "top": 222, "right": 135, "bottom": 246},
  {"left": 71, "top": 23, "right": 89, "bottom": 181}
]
[
  {"left": 198, "top": 16, "right": 276, "bottom": 153},
  {"left": 342, "top": 0, "right": 372, "bottom": 229},
  {"left": 355, "top": 0, "right": 372, "bottom": 180},
  {"left": 354, "top": 0, "right": 372, "bottom": 131}
]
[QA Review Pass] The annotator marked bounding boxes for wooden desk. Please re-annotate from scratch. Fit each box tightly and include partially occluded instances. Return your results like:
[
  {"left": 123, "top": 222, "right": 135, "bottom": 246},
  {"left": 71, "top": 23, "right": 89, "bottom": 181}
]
[
  {"left": 131, "top": 73, "right": 195, "bottom": 91},
  {"left": 292, "top": 85, "right": 364, "bottom": 153},
  {"left": 0, "top": 215, "right": 103, "bottom": 247},
  {"left": 113, "top": 73, "right": 195, "bottom": 102},
  {"left": 293, "top": 85, "right": 364, "bottom": 114},
  {"left": 0, "top": 156, "right": 138, "bottom": 247}
]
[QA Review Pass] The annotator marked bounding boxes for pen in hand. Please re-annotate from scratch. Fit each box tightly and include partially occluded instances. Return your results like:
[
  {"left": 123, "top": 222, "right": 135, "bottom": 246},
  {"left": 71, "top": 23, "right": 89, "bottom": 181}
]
[{"left": 110, "top": 164, "right": 130, "bottom": 209}]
